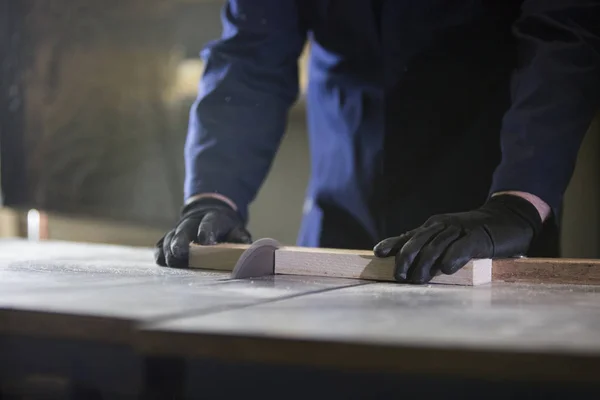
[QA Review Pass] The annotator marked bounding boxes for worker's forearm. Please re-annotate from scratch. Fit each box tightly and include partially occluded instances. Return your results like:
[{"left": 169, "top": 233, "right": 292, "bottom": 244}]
[
  {"left": 489, "top": 1, "right": 600, "bottom": 214},
  {"left": 184, "top": 1, "right": 307, "bottom": 222}
]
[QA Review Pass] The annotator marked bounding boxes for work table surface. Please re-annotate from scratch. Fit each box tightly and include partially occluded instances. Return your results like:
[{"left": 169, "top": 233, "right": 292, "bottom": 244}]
[{"left": 1, "top": 238, "right": 600, "bottom": 391}]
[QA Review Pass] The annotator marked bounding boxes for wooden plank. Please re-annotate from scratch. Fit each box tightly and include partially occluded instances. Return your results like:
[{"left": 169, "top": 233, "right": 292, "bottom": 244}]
[
  {"left": 190, "top": 243, "right": 492, "bottom": 286},
  {"left": 275, "top": 246, "right": 491, "bottom": 286},
  {"left": 189, "top": 243, "right": 248, "bottom": 272},
  {"left": 139, "top": 282, "right": 600, "bottom": 383},
  {"left": 0, "top": 208, "right": 22, "bottom": 238},
  {"left": 190, "top": 243, "right": 600, "bottom": 286},
  {"left": 493, "top": 257, "right": 600, "bottom": 285}
]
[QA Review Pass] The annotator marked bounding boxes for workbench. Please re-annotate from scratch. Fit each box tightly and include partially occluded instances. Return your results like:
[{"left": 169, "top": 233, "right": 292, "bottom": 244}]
[{"left": 1, "top": 238, "right": 599, "bottom": 399}]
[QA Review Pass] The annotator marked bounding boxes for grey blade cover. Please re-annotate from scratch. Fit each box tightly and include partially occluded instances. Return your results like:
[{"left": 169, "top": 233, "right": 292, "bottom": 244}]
[{"left": 230, "top": 238, "right": 281, "bottom": 279}]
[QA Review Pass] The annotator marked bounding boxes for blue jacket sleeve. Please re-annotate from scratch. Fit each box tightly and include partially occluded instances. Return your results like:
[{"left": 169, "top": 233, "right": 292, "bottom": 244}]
[
  {"left": 184, "top": 0, "right": 306, "bottom": 221},
  {"left": 490, "top": 0, "right": 600, "bottom": 213}
]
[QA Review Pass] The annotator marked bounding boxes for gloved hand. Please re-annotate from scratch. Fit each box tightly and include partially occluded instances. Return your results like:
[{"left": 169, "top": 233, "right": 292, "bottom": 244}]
[
  {"left": 155, "top": 198, "right": 252, "bottom": 268},
  {"left": 373, "top": 194, "right": 543, "bottom": 284}
]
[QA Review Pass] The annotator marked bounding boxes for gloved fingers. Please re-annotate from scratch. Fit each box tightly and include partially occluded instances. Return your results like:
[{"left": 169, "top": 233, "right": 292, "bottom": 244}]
[
  {"left": 226, "top": 225, "right": 253, "bottom": 244},
  {"left": 197, "top": 211, "right": 239, "bottom": 245},
  {"left": 406, "top": 226, "right": 461, "bottom": 284},
  {"left": 168, "top": 218, "right": 199, "bottom": 267},
  {"left": 196, "top": 211, "right": 221, "bottom": 245},
  {"left": 154, "top": 235, "right": 167, "bottom": 266},
  {"left": 438, "top": 229, "right": 492, "bottom": 275},
  {"left": 163, "top": 230, "right": 189, "bottom": 268},
  {"left": 373, "top": 229, "right": 417, "bottom": 258},
  {"left": 393, "top": 223, "right": 445, "bottom": 282},
  {"left": 162, "top": 231, "right": 173, "bottom": 264}
]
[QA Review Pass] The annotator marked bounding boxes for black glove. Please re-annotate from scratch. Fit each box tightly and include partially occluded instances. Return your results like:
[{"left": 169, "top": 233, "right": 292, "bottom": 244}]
[
  {"left": 373, "top": 194, "right": 543, "bottom": 284},
  {"left": 155, "top": 198, "right": 252, "bottom": 268}
]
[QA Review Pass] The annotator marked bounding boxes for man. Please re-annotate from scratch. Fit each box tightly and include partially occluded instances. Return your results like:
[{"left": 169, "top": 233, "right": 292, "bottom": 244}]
[{"left": 156, "top": 0, "right": 600, "bottom": 284}]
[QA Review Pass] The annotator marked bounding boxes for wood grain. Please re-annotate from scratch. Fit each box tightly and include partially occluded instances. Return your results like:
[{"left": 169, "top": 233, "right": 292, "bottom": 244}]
[
  {"left": 190, "top": 243, "right": 491, "bottom": 286},
  {"left": 0, "top": 208, "right": 21, "bottom": 238},
  {"left": 493, "top": 257, "right": 600, "bottom": 285},
  {"left": 190, "top": 242, "right": 600, "bottom": 286},
  {"left": 189, "top": 243, "right": 249, "bottom": 272},
  {"left": 275, "top": 246, "right": 491, "bottom": 286}
]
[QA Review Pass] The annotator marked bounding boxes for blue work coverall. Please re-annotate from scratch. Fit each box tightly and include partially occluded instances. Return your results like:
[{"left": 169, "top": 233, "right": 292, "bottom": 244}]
[{"left": 184, "top": 0, "right": 600, "bottom": 251}]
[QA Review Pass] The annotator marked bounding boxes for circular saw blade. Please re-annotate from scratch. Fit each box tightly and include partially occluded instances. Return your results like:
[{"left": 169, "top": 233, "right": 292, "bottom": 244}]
[{"left": 231, "top": 238, "right": 281, "bottom": 279}]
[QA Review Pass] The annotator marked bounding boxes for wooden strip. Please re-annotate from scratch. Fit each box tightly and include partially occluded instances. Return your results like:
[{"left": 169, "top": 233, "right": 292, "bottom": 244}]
[
  {"left": 189, "top": 243, "right": 491, "bottom": 286},
  {"left": 188, "top": 243, "right": 249, "bottom": 272},
  {"left": 493, "top": 257, "right": 600, "bottom": 285},
  {"left": 190, "top": 243, "right": 600, "bottom": 286},
  {"left": 274, "top": 246, "right": 491, "bottom": 286},
  {"left": 0, "top": 208, "right": 22, "bottom": 238},
  {"left": 190, "top": 243, "right": 492, "bottom": 285}
]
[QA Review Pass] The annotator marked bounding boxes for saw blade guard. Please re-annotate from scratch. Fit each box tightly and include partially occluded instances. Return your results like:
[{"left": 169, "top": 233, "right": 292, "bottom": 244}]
[{"left": 231, "top": 238, "right": 281, "bottom": 279}]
